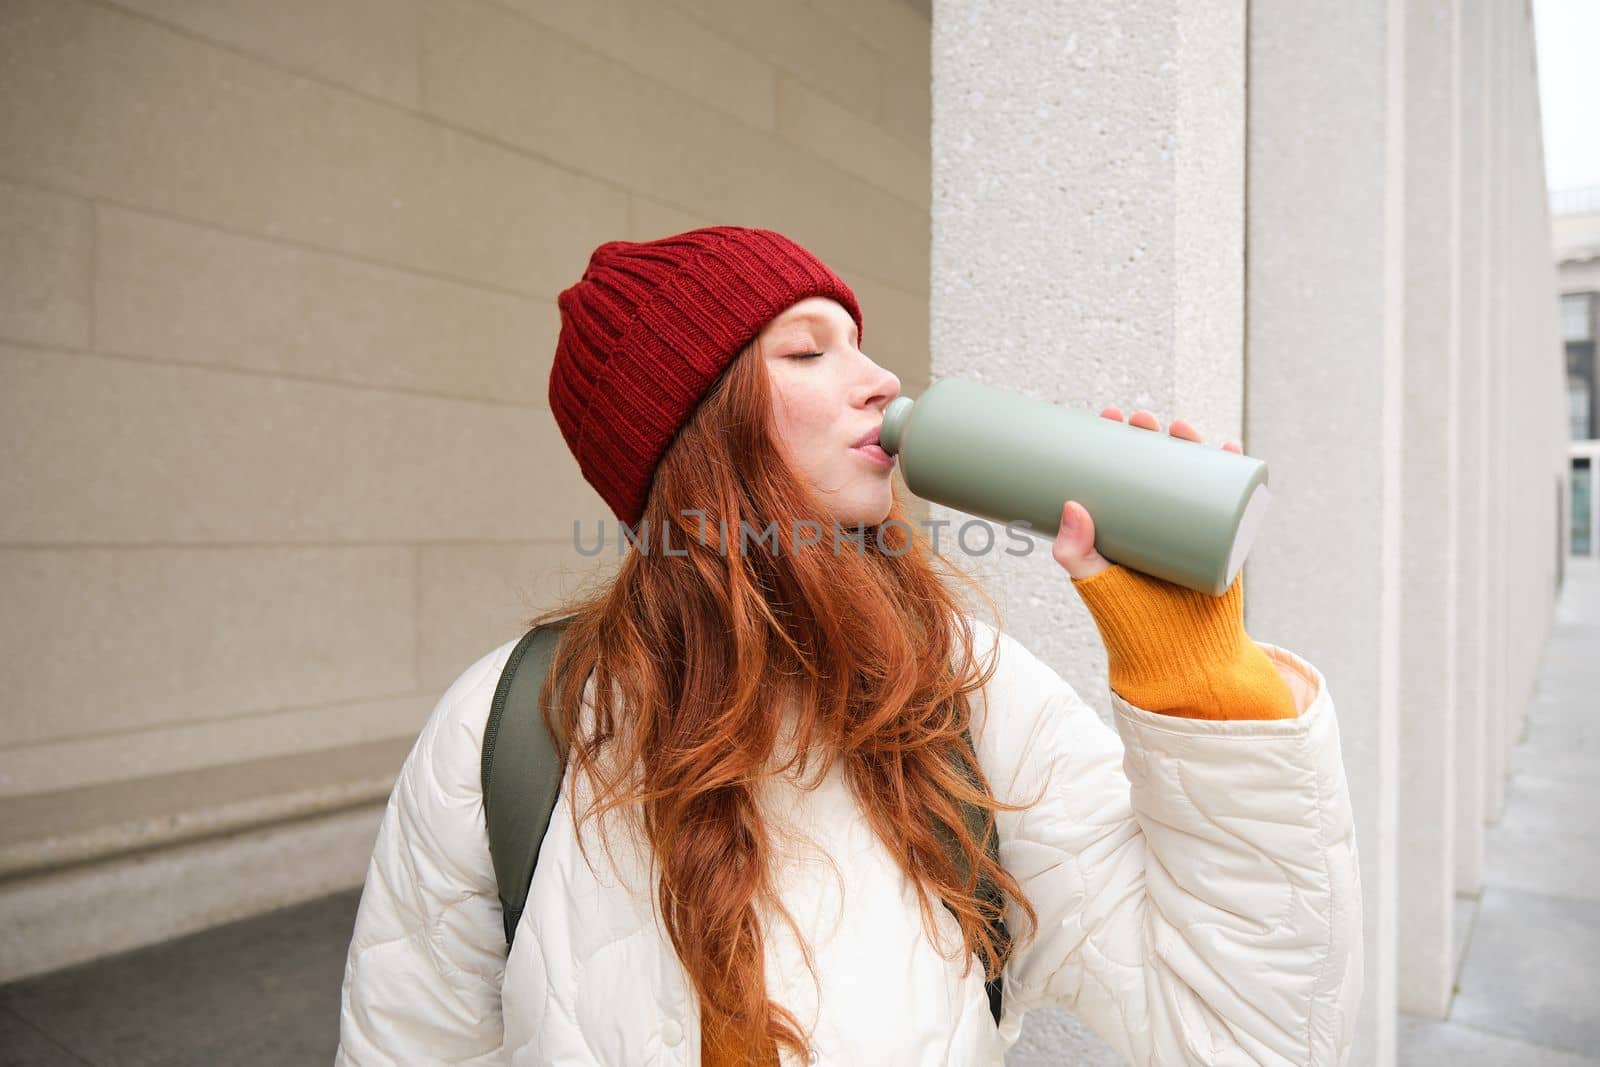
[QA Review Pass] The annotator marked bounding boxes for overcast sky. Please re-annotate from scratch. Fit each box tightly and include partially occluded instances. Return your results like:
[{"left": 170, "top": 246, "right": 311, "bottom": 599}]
[{"left": 1534, "top": 0, "right": 1600, "bottom": 191}]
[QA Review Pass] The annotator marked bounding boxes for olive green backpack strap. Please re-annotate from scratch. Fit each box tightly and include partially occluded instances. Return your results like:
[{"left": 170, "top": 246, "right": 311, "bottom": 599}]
[
  {"left": 481, "top": 618, "right": 575, "bottom": 947},
  {"left": 941, "top": 728, "right": 1009, "bottom": 1027}
]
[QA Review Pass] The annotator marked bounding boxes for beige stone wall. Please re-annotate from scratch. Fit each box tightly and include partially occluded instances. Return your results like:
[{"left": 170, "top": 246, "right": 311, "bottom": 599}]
[{"left": 0, "top": 0, "right": 933, "bottom": 797}]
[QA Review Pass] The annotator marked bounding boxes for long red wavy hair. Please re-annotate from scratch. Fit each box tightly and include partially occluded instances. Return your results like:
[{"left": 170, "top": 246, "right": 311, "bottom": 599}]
[{"left": 526, "top": 338, "right": 1041, "bottom": 1064}]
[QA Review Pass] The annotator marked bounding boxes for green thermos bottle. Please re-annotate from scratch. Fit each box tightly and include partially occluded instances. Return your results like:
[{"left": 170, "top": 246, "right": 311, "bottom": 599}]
[{"left": 878, "top": 378, "right": 1273, "bottom": 596}]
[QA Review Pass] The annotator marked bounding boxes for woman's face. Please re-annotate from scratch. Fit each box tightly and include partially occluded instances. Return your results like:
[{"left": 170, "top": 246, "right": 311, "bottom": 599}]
[{"left": 758, "top": 296, "right": 903, "bottom": 526}]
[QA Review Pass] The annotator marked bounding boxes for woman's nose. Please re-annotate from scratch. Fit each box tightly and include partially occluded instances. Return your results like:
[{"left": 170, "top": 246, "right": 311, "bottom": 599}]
[{"left": 865, "top": 359, "right": 900, "bottom": 409}]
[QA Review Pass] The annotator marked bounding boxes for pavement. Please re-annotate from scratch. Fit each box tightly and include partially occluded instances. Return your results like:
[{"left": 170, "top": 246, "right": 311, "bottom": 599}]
[
  {"left": 3, "top": 561, "right": 1598, "bottom": 1066},
  {"left": 0, "top": 887, "right": 358, "bottom": 1066},
  {"left": 1397, "top": 555, "right": 1600, "bottom": 1065}
]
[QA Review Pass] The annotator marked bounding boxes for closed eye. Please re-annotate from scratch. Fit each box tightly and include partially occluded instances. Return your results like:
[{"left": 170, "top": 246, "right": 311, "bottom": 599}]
[{"left": 789, "top": 351, "right": 824, "bottom": 361}]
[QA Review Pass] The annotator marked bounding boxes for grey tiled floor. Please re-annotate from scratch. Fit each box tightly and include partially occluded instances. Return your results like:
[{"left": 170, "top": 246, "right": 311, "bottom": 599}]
[
  {"left": 0, "top": 889, "right": 359, "bottom": 1066},
  {"left": 1399, "top": 558, "right": 1600, "bottom": 1066},
  {"left": 6, "top": 563, "right": 1600, "bottom": 1066}
]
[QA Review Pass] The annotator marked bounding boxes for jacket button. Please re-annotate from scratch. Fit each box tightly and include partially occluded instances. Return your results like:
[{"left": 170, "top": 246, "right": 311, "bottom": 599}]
[{"left": 662, "top": 1019, "right": 683, "bottom": 1046}]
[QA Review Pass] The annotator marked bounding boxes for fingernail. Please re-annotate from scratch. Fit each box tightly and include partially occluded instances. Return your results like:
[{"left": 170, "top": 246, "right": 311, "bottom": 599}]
[{"left": 1062, "top": 502, "right": 1077, "bottom": 533}]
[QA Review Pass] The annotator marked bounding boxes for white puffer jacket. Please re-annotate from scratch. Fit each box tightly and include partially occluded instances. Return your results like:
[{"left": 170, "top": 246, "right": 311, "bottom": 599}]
[{"left": 336, "top": 617, "right": 1361, "bottom": 1066}]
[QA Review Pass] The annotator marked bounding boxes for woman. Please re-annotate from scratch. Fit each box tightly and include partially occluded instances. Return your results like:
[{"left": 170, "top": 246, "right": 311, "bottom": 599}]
[{"left": 336, "top": 227, "right": 1361, "bottom": 1066}]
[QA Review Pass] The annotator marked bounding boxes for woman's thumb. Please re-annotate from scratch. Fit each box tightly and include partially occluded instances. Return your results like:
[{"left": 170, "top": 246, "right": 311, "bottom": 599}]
[{"left": 1051, "top": 500, "right": 1112, "bottom": 581}]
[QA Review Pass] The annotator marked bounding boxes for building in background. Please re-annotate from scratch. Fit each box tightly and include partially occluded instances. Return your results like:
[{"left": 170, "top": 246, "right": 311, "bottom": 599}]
[
  {"left": 1557, "top": 190, "right": 1600, "bottom": 557},
  {"left": 0, "top": 2, "right": 1566, "bottom": 1065},
  {"left": 1566, "top": 290, "right": 1594, "bottom": 439}
]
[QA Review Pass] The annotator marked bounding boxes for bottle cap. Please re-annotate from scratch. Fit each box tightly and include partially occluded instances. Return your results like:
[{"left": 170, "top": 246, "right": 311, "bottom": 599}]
[{"left": 880, "top": 395, "right": 915, "bottom": 455}]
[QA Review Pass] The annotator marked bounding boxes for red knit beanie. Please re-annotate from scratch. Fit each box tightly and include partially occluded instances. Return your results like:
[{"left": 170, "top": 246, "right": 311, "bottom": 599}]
[{"left": 550, "top": 226, "right": 863, "bottom": 526}]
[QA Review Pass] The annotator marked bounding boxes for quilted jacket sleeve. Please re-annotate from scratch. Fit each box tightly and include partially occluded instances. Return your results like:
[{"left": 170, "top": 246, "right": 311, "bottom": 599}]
[
  {"left": 336, "top": 640, "right": 518, "bottom": 1067},
  {"left": 969, "top": 619, "right": 1362, "bottom": 1066}
]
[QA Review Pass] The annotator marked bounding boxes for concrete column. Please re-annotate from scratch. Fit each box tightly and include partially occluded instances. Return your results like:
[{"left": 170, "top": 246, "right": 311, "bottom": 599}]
[
  {"left": 1526, "top": 5, "right": 1563, "bottom": 723},
  {"left": 1244, "top": 2, "right": 1404, "bottom": 1063},
  {"left": 1510, "top": 0, "right": 1532, "bottom": 735},
  {"left": 1517, "top": 0, "right": 1562, "bottom": 730},
  {"left": 930, "top": 1, "right": 1245, "bottom": 1063},
  {"left": 1484, "top": 0, "right": 1509, "bottom": 826},
  {"left": 1397, "top": 0, "right": 1458, "bottom": 1021},
  {"left": 1516, "top": 0, "right": 1565, "bottom": 697},
  {"left": 1509, "top": 1, "right": 1536, "bottom": 747},
  {"left": 1453, "top": 0, "right": 1488, "bottom": 899}
]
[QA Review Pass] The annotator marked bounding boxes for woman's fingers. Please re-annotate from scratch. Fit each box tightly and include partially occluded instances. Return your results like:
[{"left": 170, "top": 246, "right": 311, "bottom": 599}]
[
  {"left": 1168, "top": 417, "right": 1204, "bottom": 444},
  {"left": 1110, "top": 407, "right": 1177, "bottom": 436},
  {"left": 1103, "top": 405, "right": 1244, "bottom": 454}
]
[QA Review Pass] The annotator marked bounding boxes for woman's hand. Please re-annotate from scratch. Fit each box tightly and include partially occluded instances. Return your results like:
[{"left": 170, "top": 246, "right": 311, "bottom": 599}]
[
  {"left": 1046, "top": 410, "right": 1294, "bottom": 720},
  {"left": 1051, "top": 408, "right": 1243, "bottom": 581}
]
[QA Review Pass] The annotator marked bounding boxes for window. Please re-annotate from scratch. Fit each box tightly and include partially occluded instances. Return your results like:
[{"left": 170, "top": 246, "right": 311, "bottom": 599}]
[
  {"left": 1571, "top": 375, "right": 1592, "bottom": 441},
  {"left": 1574, "top": 457, "right": 1593, "bottom": 557},
  {"left": 1564, "top": 293, "right": 1594, "bottom": 342}
]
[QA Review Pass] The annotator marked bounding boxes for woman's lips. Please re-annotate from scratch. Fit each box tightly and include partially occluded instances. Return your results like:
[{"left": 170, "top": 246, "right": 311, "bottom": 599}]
[{"left": 852, "top": 442, "right": 896, "bottom": 468}]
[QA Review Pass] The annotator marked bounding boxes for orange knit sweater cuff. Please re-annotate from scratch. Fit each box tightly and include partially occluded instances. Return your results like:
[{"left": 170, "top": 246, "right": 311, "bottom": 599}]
[{"left": 1069, "top": 565, "right": 1298, "bottom": 720}]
